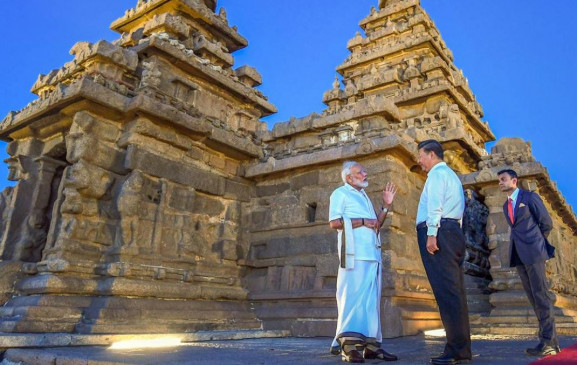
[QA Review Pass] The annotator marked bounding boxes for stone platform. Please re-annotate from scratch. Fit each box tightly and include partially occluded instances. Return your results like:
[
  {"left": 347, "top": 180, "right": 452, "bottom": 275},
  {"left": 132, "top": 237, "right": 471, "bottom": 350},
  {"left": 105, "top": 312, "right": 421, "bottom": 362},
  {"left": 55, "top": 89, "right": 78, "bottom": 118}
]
[{"left": 1, "top": 332, "right": 576, "bottom": 365}]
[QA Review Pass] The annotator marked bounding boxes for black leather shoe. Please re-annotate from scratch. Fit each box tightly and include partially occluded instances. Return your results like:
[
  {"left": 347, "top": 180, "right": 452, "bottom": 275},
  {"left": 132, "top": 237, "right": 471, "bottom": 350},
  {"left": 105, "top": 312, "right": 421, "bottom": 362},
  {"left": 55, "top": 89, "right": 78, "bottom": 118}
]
[
  {"left": 525, "top": 343, "right": 560, "bottom": 356},
  {"left": 364, "top": 347, "right": 398, "bottom": 361},
  {"left": 430, "top": 353, "right": 471, "bottom": 365}
]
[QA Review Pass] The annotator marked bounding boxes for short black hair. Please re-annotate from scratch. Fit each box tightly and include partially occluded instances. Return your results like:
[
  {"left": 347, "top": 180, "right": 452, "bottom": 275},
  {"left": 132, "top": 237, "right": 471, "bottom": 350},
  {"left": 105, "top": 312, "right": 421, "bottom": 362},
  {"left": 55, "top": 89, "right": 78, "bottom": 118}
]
[
  {"left": 497, "top": 169, "right": 518, "bottom": 179},
  {"left": 418, "top": 139, "right": 444, "bottom": 159}
]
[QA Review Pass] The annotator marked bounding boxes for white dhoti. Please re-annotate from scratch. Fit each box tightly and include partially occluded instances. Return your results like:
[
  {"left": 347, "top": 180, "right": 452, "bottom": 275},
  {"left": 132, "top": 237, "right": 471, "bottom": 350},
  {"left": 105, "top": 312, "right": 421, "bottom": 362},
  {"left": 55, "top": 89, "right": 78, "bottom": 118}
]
[{"left": 331, "top": 259, "right": 382, "bottom": 350}]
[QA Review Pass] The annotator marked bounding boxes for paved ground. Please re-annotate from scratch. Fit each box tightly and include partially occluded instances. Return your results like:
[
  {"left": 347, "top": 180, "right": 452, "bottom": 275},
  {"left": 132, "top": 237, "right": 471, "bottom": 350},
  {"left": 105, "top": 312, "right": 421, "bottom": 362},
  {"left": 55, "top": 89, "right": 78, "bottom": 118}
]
[{"left": 2, "top": 334, "right": 577, "bottom": 365}]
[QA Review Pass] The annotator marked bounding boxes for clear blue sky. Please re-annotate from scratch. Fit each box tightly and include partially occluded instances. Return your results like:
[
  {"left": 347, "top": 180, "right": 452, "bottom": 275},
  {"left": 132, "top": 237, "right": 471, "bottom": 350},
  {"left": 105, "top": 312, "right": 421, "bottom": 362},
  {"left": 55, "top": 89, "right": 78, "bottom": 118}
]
[{"left": 1, "top": 1, "right": 576, "bottom": 212}]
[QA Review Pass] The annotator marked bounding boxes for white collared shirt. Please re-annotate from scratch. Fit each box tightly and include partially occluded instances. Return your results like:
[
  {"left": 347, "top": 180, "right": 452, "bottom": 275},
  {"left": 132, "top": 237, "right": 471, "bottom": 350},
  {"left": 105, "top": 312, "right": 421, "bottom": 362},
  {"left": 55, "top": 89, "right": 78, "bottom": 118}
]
[
  {"left": 416, "top": 162, "right": 465, "bottom": 236},
  {"left": 329, "top": 183, "right": 381, "bottom": 261}
]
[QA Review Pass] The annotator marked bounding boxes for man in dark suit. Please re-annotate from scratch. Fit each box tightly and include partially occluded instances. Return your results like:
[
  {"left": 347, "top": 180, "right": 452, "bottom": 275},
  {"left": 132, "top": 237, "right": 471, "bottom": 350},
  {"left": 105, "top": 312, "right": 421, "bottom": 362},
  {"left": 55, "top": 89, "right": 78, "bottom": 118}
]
[{"left": 498, "top": 169, "right": 560, "bottom": 357}]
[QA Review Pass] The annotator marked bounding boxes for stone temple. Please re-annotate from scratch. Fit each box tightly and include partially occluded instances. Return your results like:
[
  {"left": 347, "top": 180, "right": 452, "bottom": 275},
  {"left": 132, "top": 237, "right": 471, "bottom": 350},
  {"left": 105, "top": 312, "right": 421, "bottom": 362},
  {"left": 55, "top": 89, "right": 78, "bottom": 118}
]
[{"left": 0, "top": 0, "right": 576, "bottom": 340}]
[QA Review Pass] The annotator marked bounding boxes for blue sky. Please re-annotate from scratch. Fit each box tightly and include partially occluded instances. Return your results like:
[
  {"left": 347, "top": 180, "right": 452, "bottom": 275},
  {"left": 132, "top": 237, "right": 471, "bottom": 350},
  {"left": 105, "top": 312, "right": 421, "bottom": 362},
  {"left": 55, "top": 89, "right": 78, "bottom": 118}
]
[{"left": 0, "top": 1, "right": 575, "bottom": 212}]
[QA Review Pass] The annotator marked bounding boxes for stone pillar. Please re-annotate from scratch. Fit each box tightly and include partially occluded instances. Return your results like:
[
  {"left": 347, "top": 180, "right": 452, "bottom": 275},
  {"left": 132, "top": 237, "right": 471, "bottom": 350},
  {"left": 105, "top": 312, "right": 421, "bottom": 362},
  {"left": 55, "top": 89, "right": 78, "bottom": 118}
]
[
  {"left": 0, "top": 141, "right": 43, "bottom": 261},
  {"left": 461, "top": 189, "right": 491, "bottom": 314},
  {"left": 12, "top": 156, "right": 68, "bottom": 262},
  {"left": 380, "top": 156, "right": 443, "bottom": 338}
]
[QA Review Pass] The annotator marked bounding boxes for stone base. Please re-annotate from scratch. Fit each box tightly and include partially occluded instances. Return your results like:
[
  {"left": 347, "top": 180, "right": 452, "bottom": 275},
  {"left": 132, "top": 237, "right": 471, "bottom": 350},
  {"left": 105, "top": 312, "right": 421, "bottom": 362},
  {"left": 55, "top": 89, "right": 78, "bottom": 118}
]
[
  {"left": 472, "top": 291, "right": 577, "bottom": 336},
  {"left": 0, "top": 262, "right": 24, "bottom": 304},
  {"left": 0, "top": 329, "right": 290, "bottom": 349},
  {"left": 382, "top": 294, "right": 442, "bottom": 338},
  {"left": 250, "top": 291, "right": 444, "bottom": 338},
  {"left": 464, "top": 274, "right": 491, "bottom": 314},
  {"left": 250, "top": 293, "right": 337, "bottom": 337},
  {"left": 0, "top": 295, "right": 262, "bottom": 334}
]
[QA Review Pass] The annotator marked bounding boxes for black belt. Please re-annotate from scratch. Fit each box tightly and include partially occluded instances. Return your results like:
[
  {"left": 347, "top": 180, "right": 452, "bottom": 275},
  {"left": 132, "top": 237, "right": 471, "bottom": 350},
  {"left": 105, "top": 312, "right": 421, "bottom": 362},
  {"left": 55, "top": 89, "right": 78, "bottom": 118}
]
[{"left": 416, "top": 218, "right": 460, "bottom": 230}]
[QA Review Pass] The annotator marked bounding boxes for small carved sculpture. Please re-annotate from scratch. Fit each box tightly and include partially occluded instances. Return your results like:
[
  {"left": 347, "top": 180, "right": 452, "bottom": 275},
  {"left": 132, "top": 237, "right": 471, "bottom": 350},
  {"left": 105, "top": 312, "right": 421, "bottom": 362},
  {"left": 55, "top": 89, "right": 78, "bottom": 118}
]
[
  {"left": 140, "top": 61, "right": 162, "bottom": 89},
  {"left": 462, "top": 189, "right": 491, "bottom": 278}
]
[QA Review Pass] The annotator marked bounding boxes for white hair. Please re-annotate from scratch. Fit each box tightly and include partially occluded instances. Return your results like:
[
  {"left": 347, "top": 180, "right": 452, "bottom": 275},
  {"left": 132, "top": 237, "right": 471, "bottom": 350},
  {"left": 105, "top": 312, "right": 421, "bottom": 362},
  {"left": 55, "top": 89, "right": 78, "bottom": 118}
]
[{"left": 341, "top": 161, "right": 359, "bottom": 184}]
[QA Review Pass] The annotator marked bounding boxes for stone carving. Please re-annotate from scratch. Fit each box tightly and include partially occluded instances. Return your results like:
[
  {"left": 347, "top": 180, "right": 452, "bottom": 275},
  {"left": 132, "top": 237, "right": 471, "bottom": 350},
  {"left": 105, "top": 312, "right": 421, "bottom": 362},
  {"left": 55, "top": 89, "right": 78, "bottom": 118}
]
[
  {"left": 14, "top": 209, "right": 48, "bottom": 263},
  {"left": 5, "top": 156, "right": 27, "bottom": 181},
  {"left": 478, "top": 137, "right": 535, "bottom": 170},
  {"left": 403, "top": 58, "right": 421, "bottom": 80},
  {"left": 462, "top": 189, "right": 491, "bottom": 278},
  {"left": 139, "top": 60, "right": 162, "bottom": 89},
  {"left": 115, "top": 171, "right": 147, "bottom": 251},
  {"left": 0, "top": 187, "right": 14, "bottom": 245}
]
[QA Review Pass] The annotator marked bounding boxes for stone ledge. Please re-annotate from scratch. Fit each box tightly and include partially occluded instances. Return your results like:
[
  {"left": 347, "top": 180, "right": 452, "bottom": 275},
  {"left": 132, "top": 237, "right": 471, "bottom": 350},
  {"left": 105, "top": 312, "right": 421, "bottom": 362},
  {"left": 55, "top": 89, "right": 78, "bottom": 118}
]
[
  {"left": 245, "top": 134, "right": 415, "bottom": 178},
  {"left": 0, "top": 329, "right": 290, "bottom": 349}
]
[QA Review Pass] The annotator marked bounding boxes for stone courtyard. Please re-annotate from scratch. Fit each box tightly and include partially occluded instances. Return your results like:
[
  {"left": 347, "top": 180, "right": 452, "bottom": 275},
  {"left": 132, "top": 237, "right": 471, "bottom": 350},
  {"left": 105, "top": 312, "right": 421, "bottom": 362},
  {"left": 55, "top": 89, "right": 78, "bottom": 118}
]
[
  {"left": 0, "top": 0, "right": 576, "bottom": 352},
  {"left": 3, "top": 333, "right": 577, "bottom": 365}
]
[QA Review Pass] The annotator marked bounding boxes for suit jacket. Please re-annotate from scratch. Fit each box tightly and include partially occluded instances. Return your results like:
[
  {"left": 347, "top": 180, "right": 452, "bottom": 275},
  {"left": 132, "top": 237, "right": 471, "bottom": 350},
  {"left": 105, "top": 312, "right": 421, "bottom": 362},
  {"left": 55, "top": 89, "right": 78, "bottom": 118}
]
[{"left": 504, "top": 189, "right": 555, "bottom": 267}]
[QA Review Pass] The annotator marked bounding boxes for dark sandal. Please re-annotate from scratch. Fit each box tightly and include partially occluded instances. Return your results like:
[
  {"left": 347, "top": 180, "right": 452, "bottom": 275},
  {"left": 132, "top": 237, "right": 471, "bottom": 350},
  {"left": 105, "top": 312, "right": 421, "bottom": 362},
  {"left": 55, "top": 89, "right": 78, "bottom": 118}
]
[
  {"left": 364, "top": 348, "right": 398, "bottom": 361},
  {"left": 342, "top": 349, "right": 365, "bottom": 363}
]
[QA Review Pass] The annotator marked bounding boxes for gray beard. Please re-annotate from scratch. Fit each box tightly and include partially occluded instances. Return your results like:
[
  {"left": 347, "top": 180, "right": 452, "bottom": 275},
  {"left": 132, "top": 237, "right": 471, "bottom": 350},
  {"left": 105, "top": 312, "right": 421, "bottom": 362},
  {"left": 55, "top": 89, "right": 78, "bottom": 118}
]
[{"left": 352, "top": 178, "right": 368, "bottom": 189}]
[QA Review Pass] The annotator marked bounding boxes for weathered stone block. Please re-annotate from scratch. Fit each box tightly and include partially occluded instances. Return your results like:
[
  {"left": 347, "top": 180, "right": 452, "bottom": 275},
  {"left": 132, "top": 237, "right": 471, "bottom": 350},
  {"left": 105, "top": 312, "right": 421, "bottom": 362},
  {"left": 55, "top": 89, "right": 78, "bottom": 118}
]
[
  {"left": 224, "top": 179, "right": 252, "bottom": 202},
  {"left": 71, "top": 111, "right": 120, "bottom": 143},
  {"left": 256, "top": 183, "right": 290, "bottom": 197},
  {"left": 66, "top": 134, "right": 126, "bottom": 175},
  {"left": 168, "top": 185, "right": 196, "bottom": 211},
  {"left": 125, "top": 145, "right": 226, "bottom": 196},
  {"left": 192, "top": 194, "right": 224, "bottom": 216},
  {"left": 213, "top": 240, "right": 240, "bottom": 261},
  {"left": 251, "top": 210, "right": 271, "bottom": 230}
]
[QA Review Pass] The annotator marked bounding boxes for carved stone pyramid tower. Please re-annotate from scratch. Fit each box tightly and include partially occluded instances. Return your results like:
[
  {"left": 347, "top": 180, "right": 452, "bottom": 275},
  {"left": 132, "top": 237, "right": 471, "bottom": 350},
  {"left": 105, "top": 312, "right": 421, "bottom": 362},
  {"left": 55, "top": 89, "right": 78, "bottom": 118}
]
[
  {"left": 0, "top": 0, "right": 276, "bottom": 334},
  {"left": 244, "top": 0, "right": 496, "bottom": 337},
  {"left": 243, "top": 0, "right": 577, "bottom": 338}
]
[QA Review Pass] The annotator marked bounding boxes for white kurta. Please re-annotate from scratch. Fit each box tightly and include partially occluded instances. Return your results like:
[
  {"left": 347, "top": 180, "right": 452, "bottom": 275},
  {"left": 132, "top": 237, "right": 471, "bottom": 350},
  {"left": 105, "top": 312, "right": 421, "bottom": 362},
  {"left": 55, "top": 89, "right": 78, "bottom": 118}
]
[{"left": 329, "top": 183, "right": 382, "bottom": 349}]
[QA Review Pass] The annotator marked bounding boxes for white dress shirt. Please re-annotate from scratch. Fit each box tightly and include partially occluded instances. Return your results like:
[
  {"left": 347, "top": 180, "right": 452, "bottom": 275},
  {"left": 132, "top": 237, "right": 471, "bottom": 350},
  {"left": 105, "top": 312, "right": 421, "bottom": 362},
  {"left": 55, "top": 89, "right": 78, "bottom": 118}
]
[
  {"left": 329, "top": 183, "right": 381, "bottom": 262},
  {"left": 416, "top": 162, "right": 465, "bottom": 236}
]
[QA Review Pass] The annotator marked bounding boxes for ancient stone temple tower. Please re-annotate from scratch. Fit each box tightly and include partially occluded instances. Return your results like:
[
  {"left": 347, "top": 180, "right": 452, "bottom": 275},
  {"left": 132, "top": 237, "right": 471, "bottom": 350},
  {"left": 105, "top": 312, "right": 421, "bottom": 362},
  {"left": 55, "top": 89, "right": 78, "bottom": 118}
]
[
  {"left": 0, "top": 0, "right": 576, "bottom": 338},
  {"left": 0, "top": 0, "right": 276, "bottom": 333}
]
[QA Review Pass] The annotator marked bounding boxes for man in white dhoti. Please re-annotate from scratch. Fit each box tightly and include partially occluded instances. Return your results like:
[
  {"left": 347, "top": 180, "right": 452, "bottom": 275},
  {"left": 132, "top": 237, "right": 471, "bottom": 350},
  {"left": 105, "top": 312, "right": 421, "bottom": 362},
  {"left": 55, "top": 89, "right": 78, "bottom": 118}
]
[{"left": 328, "top": 161, "right": 398, "bottom": 363}]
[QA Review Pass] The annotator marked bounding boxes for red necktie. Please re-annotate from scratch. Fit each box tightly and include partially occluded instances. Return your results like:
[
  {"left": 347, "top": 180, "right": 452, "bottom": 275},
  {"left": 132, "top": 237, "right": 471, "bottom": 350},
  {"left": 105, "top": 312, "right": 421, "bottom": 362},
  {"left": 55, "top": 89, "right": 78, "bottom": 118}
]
[{"left": 508, "top": 198, "right": 515, "bottom": 224}]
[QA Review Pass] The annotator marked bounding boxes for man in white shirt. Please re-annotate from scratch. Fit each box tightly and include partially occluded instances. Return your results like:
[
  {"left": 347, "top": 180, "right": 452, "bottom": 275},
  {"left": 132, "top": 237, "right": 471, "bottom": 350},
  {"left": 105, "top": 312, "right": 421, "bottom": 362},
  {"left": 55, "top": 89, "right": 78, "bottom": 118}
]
[
  {"left": 416, "top": 140, "right": 471, "bottom": 365},
  {"left": 329, "top": 161, "right": 398, "bottom": 363}
]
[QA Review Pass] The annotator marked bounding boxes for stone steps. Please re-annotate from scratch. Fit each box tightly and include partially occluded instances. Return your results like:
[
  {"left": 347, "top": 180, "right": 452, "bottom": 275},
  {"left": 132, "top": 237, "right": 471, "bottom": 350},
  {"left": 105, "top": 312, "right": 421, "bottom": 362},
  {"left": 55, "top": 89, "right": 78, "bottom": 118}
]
[
  {"left": 481, "top": 315, "right": 577, "bottom": 324},
  {"left": 0, "top": 329, "right": 290, "bottom": 348},
  {"left": 466, "top": 293, "right": 491, "bottom": 313},
  {"left": 250, "top": 297, "right": 337, "bottom": 337},
  {"left": 0, "top": 306, "right": 84, "bottom": 320},
  {"left": 472, "top": 322, "right": 577, "bottom": 336},
  {"left": 0, "top": 320, "right": 78, "bottom": 333},
  {"left": 82, "top": 307, "right": 259, "bottom": 322},
  {"left": 75, "top": 320, "right": 262, "bottom": 334},
  {"left": 0, "top": 294, "right": 263, "bottom": 334}
]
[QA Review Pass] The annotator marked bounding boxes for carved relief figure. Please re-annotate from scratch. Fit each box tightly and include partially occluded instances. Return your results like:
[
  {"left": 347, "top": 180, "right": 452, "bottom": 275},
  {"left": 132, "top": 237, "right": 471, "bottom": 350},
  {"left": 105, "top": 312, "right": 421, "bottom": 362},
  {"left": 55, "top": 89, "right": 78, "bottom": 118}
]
[
  {"left": 462, "top": 189, "right": 490, "bottom": 277},
  {"left": 15, "top": 209, "right": 48, "bottom": 262},
  {"left": 116, "top": 171, "right": 145, "bottom": 249}
]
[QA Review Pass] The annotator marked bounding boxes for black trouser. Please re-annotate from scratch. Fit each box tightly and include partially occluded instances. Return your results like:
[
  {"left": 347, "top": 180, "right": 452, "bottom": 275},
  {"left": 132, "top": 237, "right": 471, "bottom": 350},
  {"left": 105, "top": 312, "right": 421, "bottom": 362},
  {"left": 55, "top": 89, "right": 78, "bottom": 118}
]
[
  {"left": 516, "top": 259, "right": 558, "bottom": 347},
  {"left": 417, "top": 220, "right": 471, "bottom": 358}
]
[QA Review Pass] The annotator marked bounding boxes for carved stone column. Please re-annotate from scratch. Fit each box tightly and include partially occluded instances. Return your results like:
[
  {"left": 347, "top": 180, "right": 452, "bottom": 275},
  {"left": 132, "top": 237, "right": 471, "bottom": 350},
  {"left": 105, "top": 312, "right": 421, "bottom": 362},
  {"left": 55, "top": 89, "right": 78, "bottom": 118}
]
[
  {"left": 0, "top": 140, "right": 43, "bottom": 261},
  {"left": 12, "top": 156, "right": 67, "bottom": 262}
]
